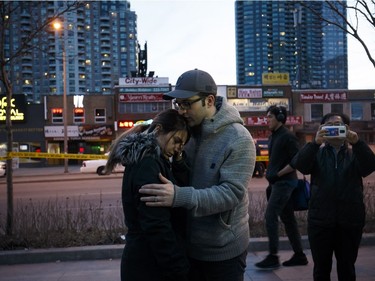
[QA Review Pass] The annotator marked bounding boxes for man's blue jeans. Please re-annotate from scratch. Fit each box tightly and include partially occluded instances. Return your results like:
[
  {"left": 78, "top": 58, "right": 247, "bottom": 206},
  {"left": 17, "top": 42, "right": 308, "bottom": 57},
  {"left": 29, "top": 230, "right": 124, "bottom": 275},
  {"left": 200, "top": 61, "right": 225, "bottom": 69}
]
[{"left": 265, "top": 180, "right": 303, "bottom": 255}]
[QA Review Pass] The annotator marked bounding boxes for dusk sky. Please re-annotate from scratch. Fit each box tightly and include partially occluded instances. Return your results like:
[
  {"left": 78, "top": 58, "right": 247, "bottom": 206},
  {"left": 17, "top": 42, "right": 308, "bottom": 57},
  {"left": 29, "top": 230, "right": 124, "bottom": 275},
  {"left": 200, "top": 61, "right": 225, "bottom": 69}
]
[{"left": 131, "top": 0, "right": 375, "bottom": 89}]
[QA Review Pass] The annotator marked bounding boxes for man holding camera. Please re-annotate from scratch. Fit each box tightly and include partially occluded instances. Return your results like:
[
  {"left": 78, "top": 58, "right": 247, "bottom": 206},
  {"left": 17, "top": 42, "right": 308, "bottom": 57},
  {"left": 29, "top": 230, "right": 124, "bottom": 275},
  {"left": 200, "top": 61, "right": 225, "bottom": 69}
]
[{"left": 293, "top": 112, "right": 375, "bottom": 281}]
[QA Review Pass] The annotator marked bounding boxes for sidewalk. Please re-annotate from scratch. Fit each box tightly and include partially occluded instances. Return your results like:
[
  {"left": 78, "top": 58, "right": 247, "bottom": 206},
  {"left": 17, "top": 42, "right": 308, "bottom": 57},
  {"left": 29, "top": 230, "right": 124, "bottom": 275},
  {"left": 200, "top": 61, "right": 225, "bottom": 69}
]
[
  {"left": 0, "top": 246, "right": 374, "bottom": 281},
  {"left": 2, "top": 166, "right": 375, "bottom": 280}
]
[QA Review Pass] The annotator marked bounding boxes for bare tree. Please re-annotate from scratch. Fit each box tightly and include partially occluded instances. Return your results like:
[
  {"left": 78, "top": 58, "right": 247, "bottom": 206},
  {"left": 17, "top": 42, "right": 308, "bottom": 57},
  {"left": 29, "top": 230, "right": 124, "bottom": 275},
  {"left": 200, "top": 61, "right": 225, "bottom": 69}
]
[
  {"left": 298, "top": 0, "right": 375, "bottom": 69},
  {"left": 0, "top": 1, "right": 86, "bottom": 236}
]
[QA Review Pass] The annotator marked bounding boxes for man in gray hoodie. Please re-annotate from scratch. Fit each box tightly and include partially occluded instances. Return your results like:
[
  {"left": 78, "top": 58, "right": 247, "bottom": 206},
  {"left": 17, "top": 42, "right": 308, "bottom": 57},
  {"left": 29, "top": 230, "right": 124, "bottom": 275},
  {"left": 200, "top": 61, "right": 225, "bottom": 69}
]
[{"left": 139, "top": 69, "right": 256, "bottom": 281}]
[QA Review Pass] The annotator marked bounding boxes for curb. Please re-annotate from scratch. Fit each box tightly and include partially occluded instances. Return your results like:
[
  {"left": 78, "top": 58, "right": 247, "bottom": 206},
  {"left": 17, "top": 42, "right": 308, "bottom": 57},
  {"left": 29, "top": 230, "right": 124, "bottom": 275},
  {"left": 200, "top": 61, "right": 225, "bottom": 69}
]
[{"left": 1, "top": 233, "right": 374, "bottom": 266}]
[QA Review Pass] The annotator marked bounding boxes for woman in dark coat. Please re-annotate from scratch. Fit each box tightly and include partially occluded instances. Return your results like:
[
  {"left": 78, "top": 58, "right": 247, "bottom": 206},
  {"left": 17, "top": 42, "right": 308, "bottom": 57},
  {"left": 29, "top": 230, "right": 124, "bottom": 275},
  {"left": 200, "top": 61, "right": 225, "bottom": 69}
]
[{"left": 106, "top": 109, "right": 191, "bottom": 281}]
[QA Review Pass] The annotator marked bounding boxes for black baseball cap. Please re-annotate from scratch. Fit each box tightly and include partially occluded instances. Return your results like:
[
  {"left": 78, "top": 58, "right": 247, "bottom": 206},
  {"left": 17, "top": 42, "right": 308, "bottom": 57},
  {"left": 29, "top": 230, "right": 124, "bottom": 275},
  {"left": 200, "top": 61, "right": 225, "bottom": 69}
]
[{"left": 163, "top": 69, "right": 217, "bottom": 100}]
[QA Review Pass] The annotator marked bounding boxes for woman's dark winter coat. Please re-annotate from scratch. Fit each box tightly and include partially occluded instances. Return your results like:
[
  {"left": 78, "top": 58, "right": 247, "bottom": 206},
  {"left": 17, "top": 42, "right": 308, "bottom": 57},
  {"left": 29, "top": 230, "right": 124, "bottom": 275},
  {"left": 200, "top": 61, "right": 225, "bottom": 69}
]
[{"left": 113, "top": 133, "right": 189, "bottom": 281}]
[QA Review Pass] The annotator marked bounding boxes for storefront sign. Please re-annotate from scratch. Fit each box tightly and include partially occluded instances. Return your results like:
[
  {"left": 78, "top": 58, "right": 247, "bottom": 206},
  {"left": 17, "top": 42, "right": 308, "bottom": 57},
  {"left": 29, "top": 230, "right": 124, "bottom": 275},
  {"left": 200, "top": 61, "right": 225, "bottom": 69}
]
[
  {"left": 119, "top": 87, "right": 170, "bottom": 93},
  {"left": 0, "top": 94, "right": 27, "bottom": 123},
  {"left": 246, "top": 116, "right": 302, "bottom": 126},
  {"left": 263, "top": 88, "right": 285, "bottom": 97},
  {"left": 229, "top": 98, "right": 289, "bottom": 112},
  {"left": 262, "top": 73, "right": 290, "bottom": 85},
  {"left": 119, "top": 77, "right": 169, "bottom": 87},
  {"left": 44, "top": 126, "right": 80, "bottom": 137},
  {"left": 119, "top": 93, "right": 165, "bottom": 103},
  {"left": 44, "top": 125, "right": 114, "bottom": 140},
  {"left": 238, "top": 88, "right": 262, "bottom": 98},
  {"left": 299, "top": 92, "right": 348, "bottom": 103}
]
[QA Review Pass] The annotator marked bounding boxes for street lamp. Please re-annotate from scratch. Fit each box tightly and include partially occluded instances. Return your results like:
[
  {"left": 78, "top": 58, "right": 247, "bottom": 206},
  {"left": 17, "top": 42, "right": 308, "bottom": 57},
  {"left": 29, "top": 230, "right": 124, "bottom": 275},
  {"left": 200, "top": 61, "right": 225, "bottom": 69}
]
[{"left": 53, "top": 20, "right": 69, "bottom": 173}]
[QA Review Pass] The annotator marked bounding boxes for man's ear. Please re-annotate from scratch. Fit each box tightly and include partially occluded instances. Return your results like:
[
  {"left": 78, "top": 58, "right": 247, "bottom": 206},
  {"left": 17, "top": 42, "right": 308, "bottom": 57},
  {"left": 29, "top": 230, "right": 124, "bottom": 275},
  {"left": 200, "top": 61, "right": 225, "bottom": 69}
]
[{"left": 206, "top": 95, "right": 216, "bottom": 107}]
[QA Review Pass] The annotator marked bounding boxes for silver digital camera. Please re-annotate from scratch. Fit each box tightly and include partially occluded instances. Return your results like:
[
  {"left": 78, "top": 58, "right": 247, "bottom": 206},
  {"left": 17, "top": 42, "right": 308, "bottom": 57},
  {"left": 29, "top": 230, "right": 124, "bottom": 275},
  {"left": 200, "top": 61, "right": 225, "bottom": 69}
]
[{"left": 322, "top": 125, "right": 347, "bottom": 138}]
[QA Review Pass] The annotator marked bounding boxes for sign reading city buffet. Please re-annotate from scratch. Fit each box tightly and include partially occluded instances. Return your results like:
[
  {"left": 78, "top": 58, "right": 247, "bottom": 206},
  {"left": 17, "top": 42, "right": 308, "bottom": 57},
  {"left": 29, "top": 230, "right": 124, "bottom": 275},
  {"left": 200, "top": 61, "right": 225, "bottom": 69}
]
[
  {"left": 299, "top": 92, "right": 348, "bottom": 103},
  {"left": 0, "top": 94, "right": 27, "bottom": 123},
  {"left": 119, "top": 77, "right": 169, "bottom": 87}
]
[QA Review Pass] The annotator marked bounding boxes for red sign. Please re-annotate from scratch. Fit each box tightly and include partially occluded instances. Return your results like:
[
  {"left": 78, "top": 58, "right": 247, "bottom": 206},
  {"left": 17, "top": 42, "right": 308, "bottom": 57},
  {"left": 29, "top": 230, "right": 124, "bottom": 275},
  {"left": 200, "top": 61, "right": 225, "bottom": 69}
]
[
  {"left": 247, "top": 116, "right": 268, "bottom": 126},
  {"left": 119, "top": 94, "right": 165, "bottom": 103},
  {"left": 246, "top": 116, "right": 303, "bottom": 126},
  {"left": 299, "top": 92, "right": 348, "bottom": 103}
]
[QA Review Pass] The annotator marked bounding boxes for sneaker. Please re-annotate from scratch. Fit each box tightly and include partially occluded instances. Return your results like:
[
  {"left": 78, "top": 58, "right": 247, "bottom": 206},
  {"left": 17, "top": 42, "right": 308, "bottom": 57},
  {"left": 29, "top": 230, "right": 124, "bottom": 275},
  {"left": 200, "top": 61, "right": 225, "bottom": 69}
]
[
  {"left": 282, "top": 252, "right": 308, "bottom": 266},
  {"left": 255, "top": 254, "right": 280, "bottom": 270}
]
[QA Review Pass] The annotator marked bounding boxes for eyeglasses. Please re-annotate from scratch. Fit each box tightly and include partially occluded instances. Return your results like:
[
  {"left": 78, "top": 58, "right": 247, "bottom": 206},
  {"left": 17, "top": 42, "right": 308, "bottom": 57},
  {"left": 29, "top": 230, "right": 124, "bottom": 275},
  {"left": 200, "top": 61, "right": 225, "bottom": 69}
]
[{"left": 173, "top": 97, "right": 204, "bottom": 110}]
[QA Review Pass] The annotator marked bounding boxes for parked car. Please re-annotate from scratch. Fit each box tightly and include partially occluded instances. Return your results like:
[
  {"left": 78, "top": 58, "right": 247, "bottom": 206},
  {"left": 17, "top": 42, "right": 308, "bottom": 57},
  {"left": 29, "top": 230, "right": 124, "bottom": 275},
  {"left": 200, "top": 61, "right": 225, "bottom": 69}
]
[
  {"left": 0, "top": 161, "right": 6, "bottom": 177},
  {"left": 80, "top": 154, "right": 124, "bottom": 175}
]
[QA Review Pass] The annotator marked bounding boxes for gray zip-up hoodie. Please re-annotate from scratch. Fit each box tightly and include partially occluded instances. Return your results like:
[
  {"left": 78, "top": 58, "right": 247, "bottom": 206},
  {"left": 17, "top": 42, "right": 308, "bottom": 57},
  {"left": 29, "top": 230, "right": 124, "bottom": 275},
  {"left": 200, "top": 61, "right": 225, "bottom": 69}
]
[{"left": 173, "top": 96, "right": 256, "bottom": 261}]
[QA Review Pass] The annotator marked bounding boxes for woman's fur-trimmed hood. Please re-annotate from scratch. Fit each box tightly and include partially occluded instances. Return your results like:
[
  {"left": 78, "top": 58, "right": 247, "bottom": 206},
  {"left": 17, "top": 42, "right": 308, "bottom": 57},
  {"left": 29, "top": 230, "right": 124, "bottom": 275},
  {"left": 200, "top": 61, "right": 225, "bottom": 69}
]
[{"left": 109, "top": 132, "right": 161, "bottom": 167}]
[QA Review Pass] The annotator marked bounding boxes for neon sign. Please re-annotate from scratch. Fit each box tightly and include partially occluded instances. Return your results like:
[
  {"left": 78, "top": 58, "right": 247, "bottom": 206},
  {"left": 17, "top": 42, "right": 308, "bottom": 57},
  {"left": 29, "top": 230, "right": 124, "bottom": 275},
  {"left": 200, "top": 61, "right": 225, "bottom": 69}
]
[{"left": 0, "top": 95, "right": 26, "bottom": 122}]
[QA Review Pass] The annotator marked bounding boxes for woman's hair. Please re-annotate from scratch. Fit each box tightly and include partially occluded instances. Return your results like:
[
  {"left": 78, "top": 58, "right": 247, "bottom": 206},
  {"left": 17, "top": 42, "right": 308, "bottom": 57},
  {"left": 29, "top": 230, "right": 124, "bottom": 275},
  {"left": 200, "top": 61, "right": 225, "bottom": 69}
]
[
  {"left": 105, "top": 109, "right": 190, "bottom": 173},
  {"left": 149, "top": 109, "right": 190, "bottom": 139},
  {"left": 320, "top": 112, "right": 350, "bottom": 125}
]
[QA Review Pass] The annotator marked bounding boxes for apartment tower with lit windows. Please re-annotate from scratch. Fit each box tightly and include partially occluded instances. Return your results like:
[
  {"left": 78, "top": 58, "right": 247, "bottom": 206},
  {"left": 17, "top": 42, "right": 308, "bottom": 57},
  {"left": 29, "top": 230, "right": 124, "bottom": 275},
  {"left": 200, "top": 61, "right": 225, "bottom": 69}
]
[
  {"left": 2, "top": 1, "right": 138, "bottom": 103},
  {"left": 235, "top": 0, "right": 348, "bottom": 89}
]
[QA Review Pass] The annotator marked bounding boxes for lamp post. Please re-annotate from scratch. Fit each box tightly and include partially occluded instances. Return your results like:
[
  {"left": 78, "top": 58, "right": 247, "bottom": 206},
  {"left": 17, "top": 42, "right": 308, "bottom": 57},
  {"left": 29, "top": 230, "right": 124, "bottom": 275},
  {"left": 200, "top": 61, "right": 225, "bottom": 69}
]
[{"left": 53, "top": 20, "right": 69, "bottom": 173}]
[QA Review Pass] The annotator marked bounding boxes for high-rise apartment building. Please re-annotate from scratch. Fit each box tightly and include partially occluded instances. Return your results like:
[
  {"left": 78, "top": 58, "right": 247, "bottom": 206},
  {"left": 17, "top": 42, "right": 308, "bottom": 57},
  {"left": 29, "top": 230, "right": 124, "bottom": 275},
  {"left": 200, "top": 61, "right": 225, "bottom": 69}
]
[
  {"left": 235, "top": 0, "right": 348, "bottom": 89},
  {"left": 2, "top": 1, "right": 138, "bottom": 103}
]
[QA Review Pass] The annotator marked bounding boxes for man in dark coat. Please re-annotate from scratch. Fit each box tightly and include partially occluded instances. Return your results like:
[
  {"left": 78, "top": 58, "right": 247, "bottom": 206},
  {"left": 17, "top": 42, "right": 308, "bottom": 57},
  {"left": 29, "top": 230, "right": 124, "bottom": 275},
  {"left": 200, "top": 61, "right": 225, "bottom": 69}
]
[{"left": 294, "top": 112, "right": 375, "bottom": 281}]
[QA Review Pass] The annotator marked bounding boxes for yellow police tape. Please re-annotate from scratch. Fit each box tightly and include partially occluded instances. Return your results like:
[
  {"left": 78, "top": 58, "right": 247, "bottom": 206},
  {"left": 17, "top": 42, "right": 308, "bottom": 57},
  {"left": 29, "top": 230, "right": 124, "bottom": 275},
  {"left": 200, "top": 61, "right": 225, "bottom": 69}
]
[
  {"left": 0, "top": 152, "right": 268, "bottom": 162},
  {"left": 0, "top": 152, "right": 108, "bottom": 161}
]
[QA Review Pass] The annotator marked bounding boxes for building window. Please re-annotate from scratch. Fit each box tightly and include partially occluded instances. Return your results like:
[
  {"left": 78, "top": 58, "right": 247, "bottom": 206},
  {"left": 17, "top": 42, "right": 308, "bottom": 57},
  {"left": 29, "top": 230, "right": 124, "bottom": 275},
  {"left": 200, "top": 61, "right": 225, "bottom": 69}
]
[
  {"left": 51, "top": 108, "right": 63, "bottom": 123},
  {"left": 95, "top": 108, "right": 106, "bottom": 123},
  {"left": 351, "top": 103, "right": 363, "bottom": 121},
  {"left": 73, "top": 108, "right": 85, "bottom": 123},
  {"left": 331, "top": 103, "right": 343, "bottom": 114},
  {"left": 311, "top": 104, "right": 323, "bottom": 121},
  {"left": 371, "top": 103, "right": 375, "bottom": 120}
]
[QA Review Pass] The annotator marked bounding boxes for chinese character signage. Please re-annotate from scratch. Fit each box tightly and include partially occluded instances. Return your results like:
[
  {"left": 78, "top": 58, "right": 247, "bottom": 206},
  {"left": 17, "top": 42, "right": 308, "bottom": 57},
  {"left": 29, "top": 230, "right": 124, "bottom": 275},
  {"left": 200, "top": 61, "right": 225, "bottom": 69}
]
[
  {"left": 299, "top": 92, "right": 348, "bottom": 103},
  {"left": 262, "top": 73, "right": 290, "bottom": 85}
]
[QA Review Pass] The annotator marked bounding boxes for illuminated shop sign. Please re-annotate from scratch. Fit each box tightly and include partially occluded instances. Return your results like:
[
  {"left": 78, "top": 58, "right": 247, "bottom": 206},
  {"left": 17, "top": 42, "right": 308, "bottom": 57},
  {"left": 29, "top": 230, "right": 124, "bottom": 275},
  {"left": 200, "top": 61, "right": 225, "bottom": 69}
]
[
  {"left": 0, "top": 95, "right": 27, "bottom": 123},
  {"left": 119, "top": 93, "right": 165, "bottom": 102}
]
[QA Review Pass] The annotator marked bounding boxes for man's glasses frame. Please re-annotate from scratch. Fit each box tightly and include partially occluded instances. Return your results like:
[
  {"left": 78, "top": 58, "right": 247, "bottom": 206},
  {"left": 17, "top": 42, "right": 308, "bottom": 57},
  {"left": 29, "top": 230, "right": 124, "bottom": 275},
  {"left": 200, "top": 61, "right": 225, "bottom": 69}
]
[{"left": 173, "top": 96, "right": 205, "bottom": 110}]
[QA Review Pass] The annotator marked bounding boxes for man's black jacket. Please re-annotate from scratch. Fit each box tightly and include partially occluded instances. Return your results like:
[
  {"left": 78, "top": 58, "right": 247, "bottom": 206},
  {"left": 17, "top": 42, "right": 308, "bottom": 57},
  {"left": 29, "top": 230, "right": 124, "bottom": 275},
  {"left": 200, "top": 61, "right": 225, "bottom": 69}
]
[{"left": 294, "top": 139, "right": 375, "bottom": 227}]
